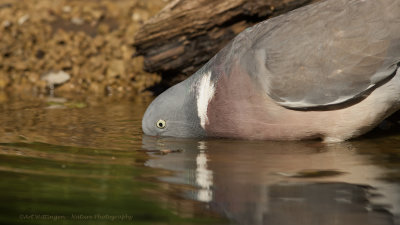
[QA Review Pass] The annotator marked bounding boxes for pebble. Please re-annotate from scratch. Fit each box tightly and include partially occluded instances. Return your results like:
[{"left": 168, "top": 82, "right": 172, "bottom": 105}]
[
  {"left": 2, "top": 20, "right": 11, "bottom": 28},
  {"left": 62, "top": 5, "right": 72, "bottom": 13},
  {"left": 41, "top": 71, "right": 71, "bottom": 86},
  {"left": 71, "top": 17, "right": 84, "bottom": 25},
  {"left": 18, "top": 14, "right": 30, "bottom": 25}
]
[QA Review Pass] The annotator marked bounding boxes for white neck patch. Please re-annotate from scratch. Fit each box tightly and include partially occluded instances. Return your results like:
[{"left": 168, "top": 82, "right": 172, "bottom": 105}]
[{"left": 196, "top": 71, "right": 215, "bottom": 129}]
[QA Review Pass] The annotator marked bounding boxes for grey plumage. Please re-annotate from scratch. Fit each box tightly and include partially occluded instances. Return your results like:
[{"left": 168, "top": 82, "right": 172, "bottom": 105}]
[
  {"left": 142, "top": 0, "right": 400, "bottom": 141},
  {"left": 233, "top": 0, "right": 400, "bottom": 108}
]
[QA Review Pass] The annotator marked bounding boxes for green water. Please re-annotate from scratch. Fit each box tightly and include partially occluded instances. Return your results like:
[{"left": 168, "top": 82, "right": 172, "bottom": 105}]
[
  {"left": 0, "top": 95, "right": 400, "bottom": 225},
  {"left": 0, "top": 95, "right": 224, "bottom": 225}
]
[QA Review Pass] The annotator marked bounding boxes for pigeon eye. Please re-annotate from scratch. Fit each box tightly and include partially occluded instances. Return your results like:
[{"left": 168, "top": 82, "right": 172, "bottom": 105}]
[{"left": 156, "top": 119, "right": 166, "bottom": 129}]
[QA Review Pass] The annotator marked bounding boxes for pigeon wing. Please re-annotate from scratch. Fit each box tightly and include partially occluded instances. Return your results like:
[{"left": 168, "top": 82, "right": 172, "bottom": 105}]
[{"left": 240, "top": 0, "right": 400, "bottom": 108}]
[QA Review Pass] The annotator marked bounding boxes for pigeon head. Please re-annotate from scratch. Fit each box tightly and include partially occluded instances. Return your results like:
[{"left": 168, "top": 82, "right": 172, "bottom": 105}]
[{"left": 142, "top": 73, "right": 209, "bottom": 138}]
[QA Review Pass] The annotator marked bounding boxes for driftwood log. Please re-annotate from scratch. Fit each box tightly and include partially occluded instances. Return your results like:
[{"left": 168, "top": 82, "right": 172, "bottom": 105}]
[{"left": 133, "top": 0, "right": 320, "bottom": 91}]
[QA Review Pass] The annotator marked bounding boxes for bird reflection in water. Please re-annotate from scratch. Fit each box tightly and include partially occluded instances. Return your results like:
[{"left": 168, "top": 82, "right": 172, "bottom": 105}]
[
  {"left": 196, "top": 141, "right": 213, "bottom": 202},
  {"left": 142, "top": 136, "right": 400, "bottom": 225}
]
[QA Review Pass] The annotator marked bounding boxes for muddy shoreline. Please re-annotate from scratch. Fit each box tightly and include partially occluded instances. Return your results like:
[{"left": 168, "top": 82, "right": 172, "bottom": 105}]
[{"left": 0, "top": 0, "right": 168, "bottom": 98}]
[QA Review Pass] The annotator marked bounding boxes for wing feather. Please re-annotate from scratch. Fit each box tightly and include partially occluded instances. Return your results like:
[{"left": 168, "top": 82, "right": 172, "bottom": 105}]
[{"left": 239, "top": 0, "right": 400, "bottom": 108}]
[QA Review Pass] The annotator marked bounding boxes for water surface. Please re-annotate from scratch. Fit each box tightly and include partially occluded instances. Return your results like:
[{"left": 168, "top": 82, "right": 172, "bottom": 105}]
[{"left": 0, "top": 94, "right": 399, "bottom": 225}]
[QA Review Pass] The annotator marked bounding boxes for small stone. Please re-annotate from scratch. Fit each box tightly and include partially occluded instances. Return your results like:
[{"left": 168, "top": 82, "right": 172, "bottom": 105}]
[
  {"left": 2, "top": 20, "right": 11, "bottom": 28},
  {"left": 62, "top": 5, "right": 72, "bottom": 13},
  {"left": 71, "top": 17, "right": 84, "bottom": 25},
  {"left": 41, "top": 70, "right": 71, "bottom": 86},
  {"left": 131, "top": 13, "right": 141, "bottom": 22},
  {"left": 91, "top": 10, "right": 104, "bottom": 20},
  {"left": 18, "top": 15, "right": 30, "bottom": 25},
  {"left": 106, "top": 60, "right": 125, "bottom": 79},
  {"left": 97, "top": 23, "right": 109, "bottom": 34},
  {"left": 131, "top": 9, "right": 150, "bottom": 22}
]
